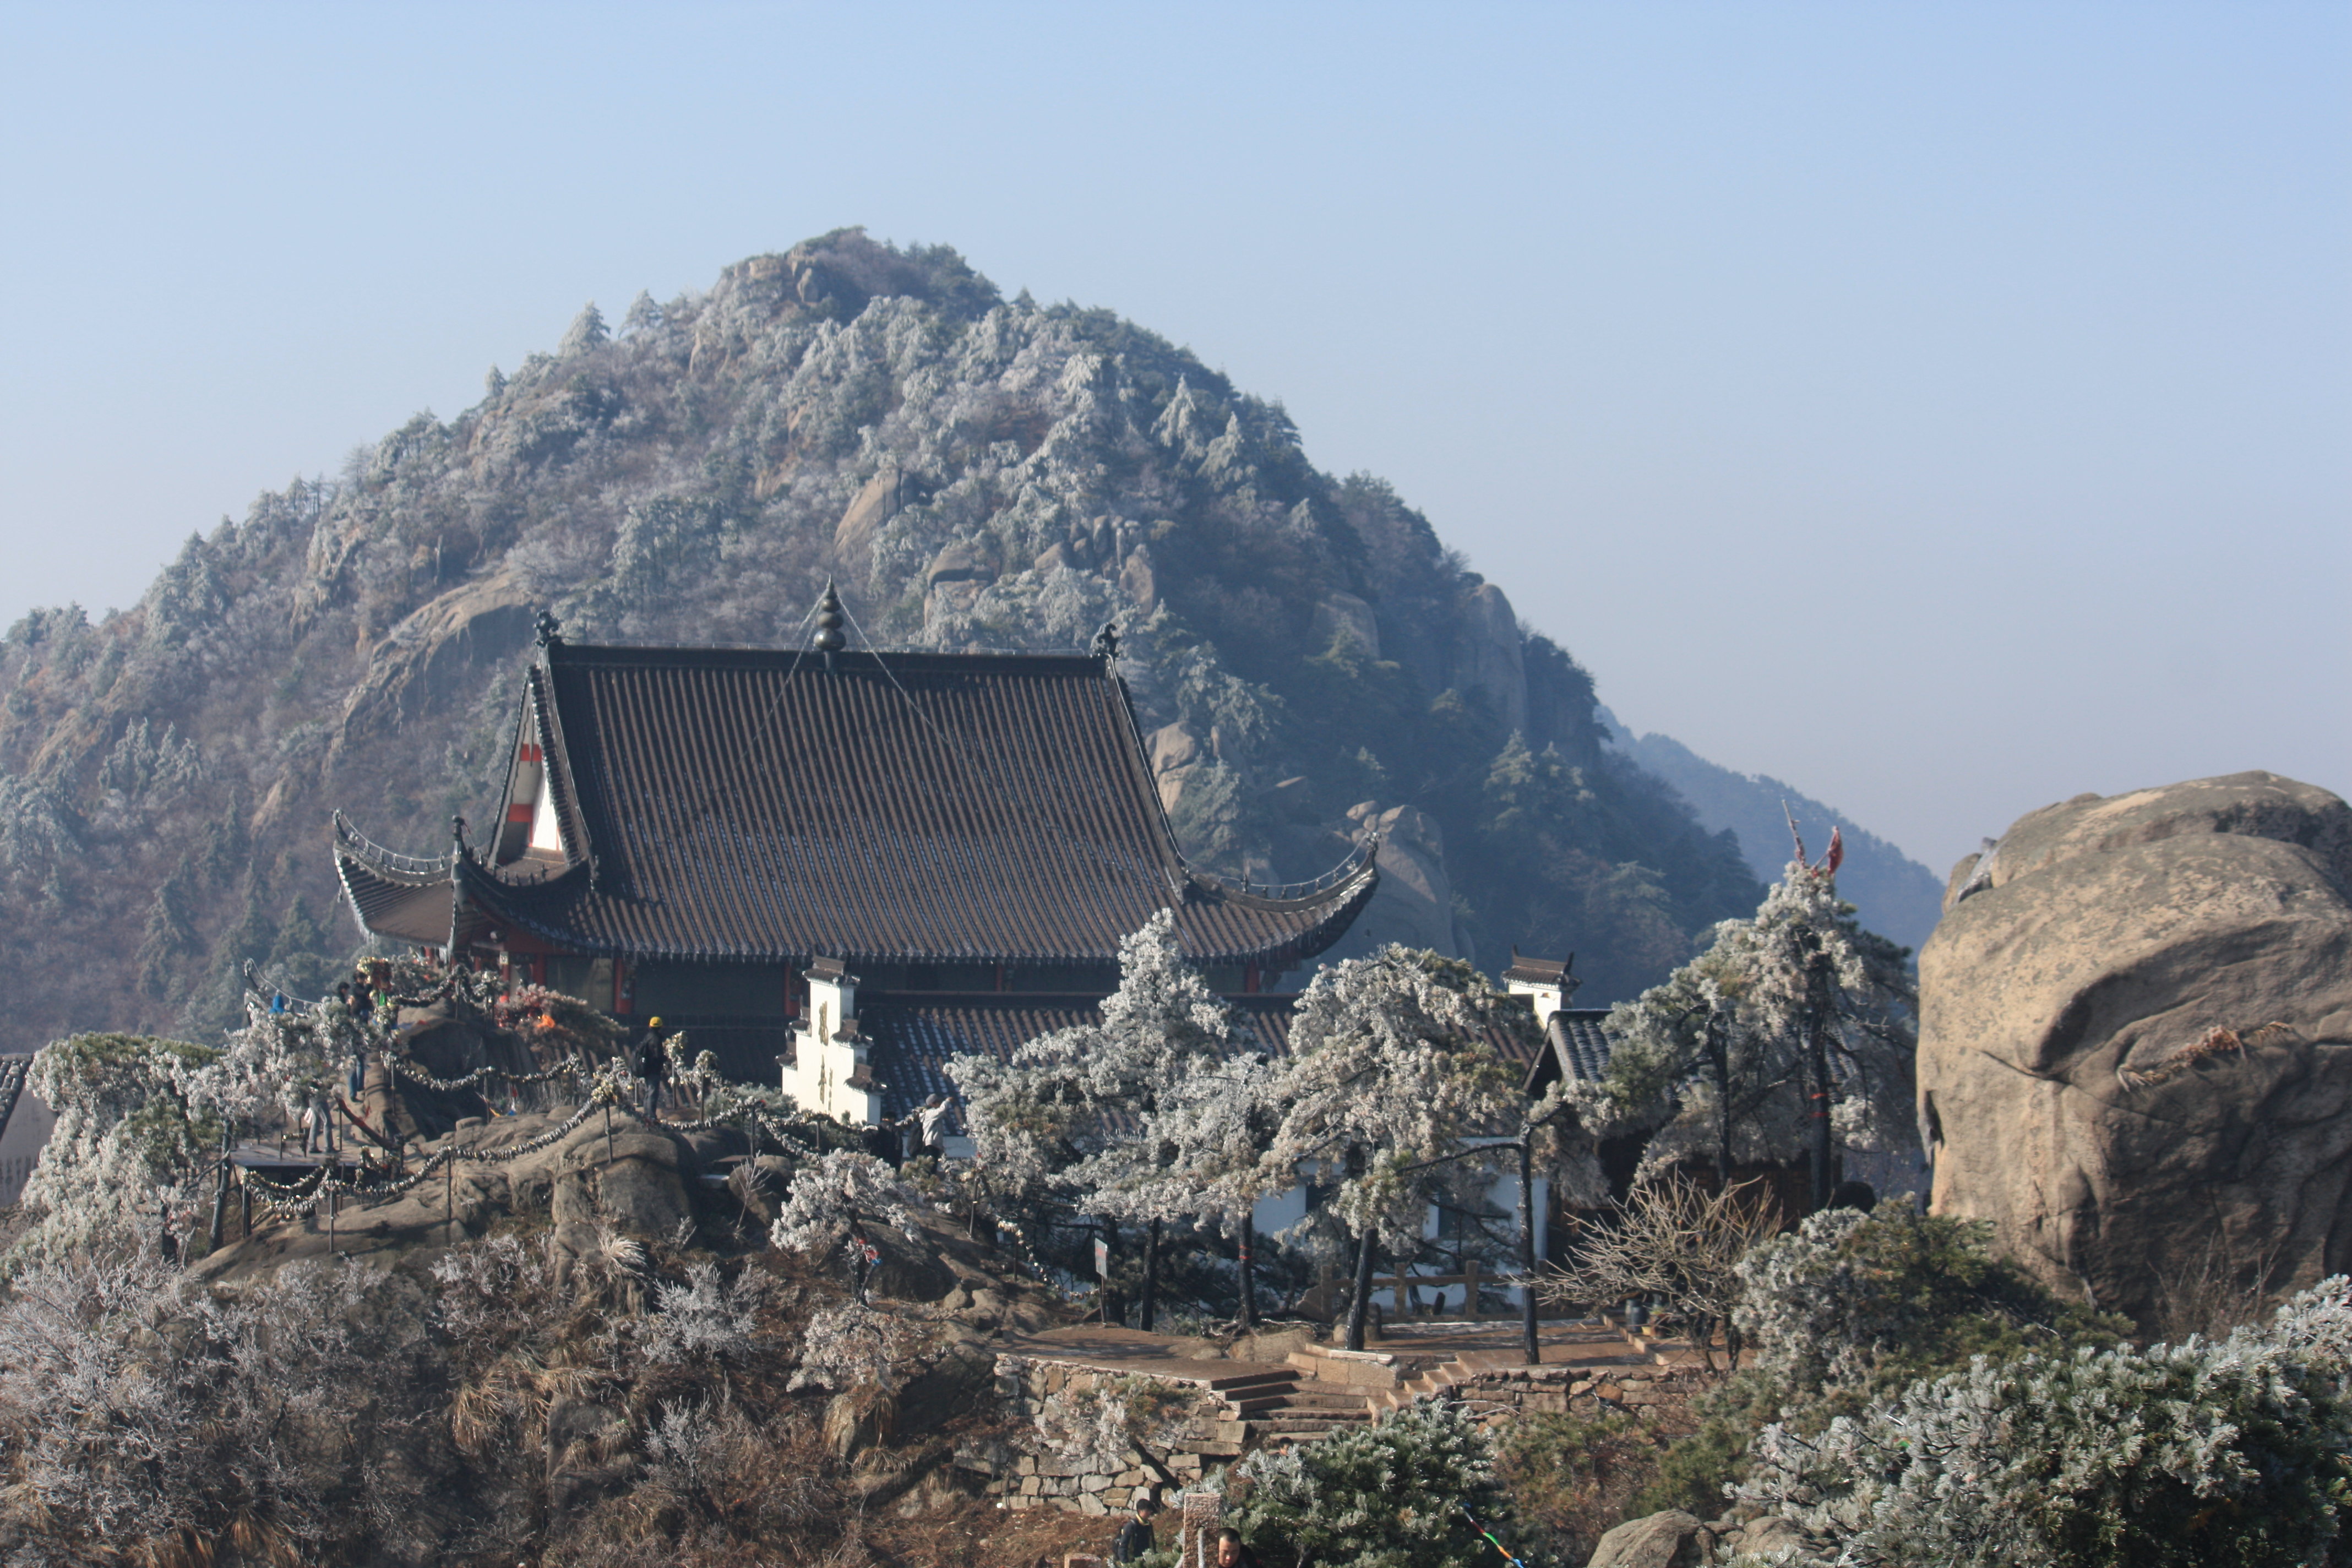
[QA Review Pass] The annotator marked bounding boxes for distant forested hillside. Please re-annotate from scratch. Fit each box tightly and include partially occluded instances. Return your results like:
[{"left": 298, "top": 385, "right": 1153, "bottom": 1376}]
[
  {"left": 0, "top": 229, "right": 1890, "bottom": 1050},
  {"left": 1601, "top": 713, "right": 1944, "bottom": 956}
]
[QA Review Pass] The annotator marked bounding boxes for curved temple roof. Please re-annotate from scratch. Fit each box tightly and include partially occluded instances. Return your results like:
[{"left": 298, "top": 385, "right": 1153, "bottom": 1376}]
[{"left": 337, "top": 638, "right": 1375, "bottom": 968}]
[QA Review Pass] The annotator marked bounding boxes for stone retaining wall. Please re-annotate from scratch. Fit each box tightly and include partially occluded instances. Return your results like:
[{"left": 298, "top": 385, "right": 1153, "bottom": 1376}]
[
  {"left": 1444, "top": 1361, "right": 1711, "bottom": 1425},
  {"left": 961, "top": 1355, "right": 1245, "bottom": 1515}
]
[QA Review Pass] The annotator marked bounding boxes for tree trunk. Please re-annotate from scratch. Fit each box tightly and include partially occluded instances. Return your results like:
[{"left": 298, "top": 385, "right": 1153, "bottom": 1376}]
[
  {"left": 1140, "top": 1218, "right": 1161, "bottom": 1334},
  {"left": 1803, "top": 934, "right": 1835, "bottom": 1214},
  {"left": 1518, "top": 1138, "right": 1540, "bottom": 1366},
  {"left": 1345, "top": 1227, "right": 1378, "bottom": 1352},
  {"left": 1236, "top": 1212, "right": 1256, "bottom": 1331},
  {"left": 1707, "top": 1010, "right": 1734, "bottom": 1186}
]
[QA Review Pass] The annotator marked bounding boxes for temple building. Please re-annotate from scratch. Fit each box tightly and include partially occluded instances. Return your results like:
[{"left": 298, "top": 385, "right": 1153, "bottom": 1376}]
[{"left": 334, "top": 601, "right": 1378, "bottom": 1124}]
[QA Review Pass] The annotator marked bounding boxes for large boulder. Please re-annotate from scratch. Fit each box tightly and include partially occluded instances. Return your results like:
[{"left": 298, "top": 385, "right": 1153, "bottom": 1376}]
[
  {"left": 1919, "top": 772, "right": 2352, "bottom": 1323},
  {"left": 1586, "top": 1510, "right": 1712, "bottom": 1568}
]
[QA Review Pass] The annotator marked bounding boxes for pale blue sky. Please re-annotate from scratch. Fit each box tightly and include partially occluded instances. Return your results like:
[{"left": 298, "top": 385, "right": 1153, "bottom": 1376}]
[{"left": 1, "top": 2, "right": 2343, "bottom": 874}]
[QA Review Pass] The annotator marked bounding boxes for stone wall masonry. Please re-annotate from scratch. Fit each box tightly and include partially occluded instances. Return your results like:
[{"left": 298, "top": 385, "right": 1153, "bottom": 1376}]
[
  {"left": 1442, "top": 1362, "right": 1712, "bottom": 1429},
  {"left": 962, "top": 1355, "right": 1246, "bottom": 1515}
]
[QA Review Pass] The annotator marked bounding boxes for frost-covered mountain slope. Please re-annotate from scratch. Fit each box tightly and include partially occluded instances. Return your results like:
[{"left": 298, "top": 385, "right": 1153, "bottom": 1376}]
[{"left": 0, "top": 230, "right": 1777, "bottom": 1049}]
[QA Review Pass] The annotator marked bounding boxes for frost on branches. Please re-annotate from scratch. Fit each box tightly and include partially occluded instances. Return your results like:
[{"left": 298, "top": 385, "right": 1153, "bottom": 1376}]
[
  {"left": 637, "top": 1260, "right": 775, "bottom": 1365},
  {"left": 1031, "top": 1373, "right": 1208, "bottom": 1476},
  {"left": 13, "top": 1032, "right": 226, "bottom": 1265},
  {"left": 768, "top": 1148, "right": 923, "bottom": 1273},
  {"left": 950, "top": 908, "right": 1242, "bottom": 1207},
  {"left": 1263, "top": 946, "right": 1515, "bottom": 1250},
  {"left": 1228, "top": 1401, "right": 1513, "bottom": 1568},
  {"left": 787, "top": 1300, "right": 939, "bottom": 1394},
  {"left": 1599, "top": 854, "right": 1915, "bottom": 1199},
  {"left": 1739, "top": 1277, "right": 2352, "bottom": 1568},
  {"left": 0, "top": 1249, "right": 445, "bottom": 1565}
]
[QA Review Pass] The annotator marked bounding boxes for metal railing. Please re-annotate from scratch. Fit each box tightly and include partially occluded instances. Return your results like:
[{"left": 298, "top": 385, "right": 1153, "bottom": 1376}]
[
  {"left": 332, "top": 811, "right": 452, "bottom": 877},
  {"left": 1184, "top": 832, "right": 1379, "bottom": 902}
]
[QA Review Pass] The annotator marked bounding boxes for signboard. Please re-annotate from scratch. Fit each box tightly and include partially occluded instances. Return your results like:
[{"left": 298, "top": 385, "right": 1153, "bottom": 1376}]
[{"left": 1094, "top": 1237, "right": 1110, "bottom": 1278}]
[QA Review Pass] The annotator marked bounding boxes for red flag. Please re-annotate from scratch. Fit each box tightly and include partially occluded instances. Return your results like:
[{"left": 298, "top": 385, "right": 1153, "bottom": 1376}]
[{"left": 1823, "top": 827, "right": 1844, "bottom": 877}]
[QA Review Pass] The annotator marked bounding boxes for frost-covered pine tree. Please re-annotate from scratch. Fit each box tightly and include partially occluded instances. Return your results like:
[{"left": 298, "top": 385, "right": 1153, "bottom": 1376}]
[
  {"left": 1601, "top": 845, "right": 1914, "bottom": 1212},
  {"left": 1262, "top": 947, "right": 1515, "bottom": 1346},
  {"left": 951, "top": 910, "right": 1244, "bottom": 1326},
  {"left": 558, "top": 301, "right": 608, "bottom": 356},
  {"left": 12, "top": 1033, "right": 225, "bottom": 1266}
]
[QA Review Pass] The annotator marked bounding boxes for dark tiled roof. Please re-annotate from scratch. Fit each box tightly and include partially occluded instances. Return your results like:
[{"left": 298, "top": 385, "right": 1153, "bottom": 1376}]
[
  {"left": 858, "top": 993, "right": 1297, "bottom": 1122},
  {"left": 1503, "top": 949, "right": 1572, "bottom": 986},
  {"left": 1522, "top": 1008, "right": 1617, "bottom": 1095},
  {"left": 334, "top": 815, "right": 459, "bottom": 948},
  {"left": 337, "top": 641, "right": 1375, "bottom": 966},
  {"left": 1477, "top": 1000, "right": 1551, "bottom": 1077}
]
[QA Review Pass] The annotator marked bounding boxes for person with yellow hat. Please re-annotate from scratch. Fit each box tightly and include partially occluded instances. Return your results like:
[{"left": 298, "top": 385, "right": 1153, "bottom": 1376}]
[{"left": 634, "top": 1017, "right": 672, "bottom": 1123}]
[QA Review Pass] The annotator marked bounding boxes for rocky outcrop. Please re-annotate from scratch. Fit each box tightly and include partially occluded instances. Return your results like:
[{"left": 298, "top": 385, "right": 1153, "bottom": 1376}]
[
  {"left": 1918, "top": 772, "right": 2352, "bottom": 1323},
  {"left": 1148, "top": 721, "right": 1205, "bottom": 815},
  {"left": 1452, "top": 581, "right": 1526, "bottom": 736},
  {"left": 830, "top": 465, "right": 904, "bottom": 571},
  {"left": 923, "top": 536, "right": 999, "bottom": 624},
  {"left": 1324, "top": 803, "right": 1464, "bottom": 962},
  {"left": 193, "top": 1109, "right": 710, "bottom": 1284},
  {"left": 331, "top": 567, "right": 536, "bottom": 750},
  {"left": 1584, "top": 1510, "right": 1811, "bottom": 1568}
]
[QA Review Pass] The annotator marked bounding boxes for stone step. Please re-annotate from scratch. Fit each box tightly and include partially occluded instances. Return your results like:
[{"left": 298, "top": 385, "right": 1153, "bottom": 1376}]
[
  {"left": 1277, "top": 1391, "right": 1375, "bottom": 1411},
  {"left": 1198, "top": 1369, "right": 1299, "bottom": 1392},
  {"left": 1228, "top": 1392, "right": 1305, "bottom": 1416},
  {"left": 1286, "top": 1349, "right": 1402, "bottom": 1387},
  {"left": 1247, "top": 1415, "right": 1370, "bottom": 1441}
]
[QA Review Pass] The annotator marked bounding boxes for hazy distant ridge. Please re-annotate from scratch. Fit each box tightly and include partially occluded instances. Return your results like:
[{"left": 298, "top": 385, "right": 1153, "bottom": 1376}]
[{"left": 1601, "top": 711, "right": 1945, "bottom": 955}]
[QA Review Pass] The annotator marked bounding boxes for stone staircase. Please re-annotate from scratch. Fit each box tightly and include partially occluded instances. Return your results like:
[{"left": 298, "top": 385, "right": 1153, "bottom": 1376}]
[
  {"left": 1250, "top": 1319, "right": 1716, "bottom": 1438},
  {"left": 1002, "top": 1319, "right": 1728, "bottom": 1460},
  {"left": 1188, "top": 1366, "right": 1382, "bottom": 1449}
]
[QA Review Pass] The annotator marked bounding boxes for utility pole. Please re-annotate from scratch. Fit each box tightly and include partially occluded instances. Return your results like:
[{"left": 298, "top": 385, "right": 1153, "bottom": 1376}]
[
  {"left": 207, "top": 1123, "right": 233, "bottom": 1255},
  {"left": 1517, "top": 1136, "right": 1539, "bottom": 1367}
]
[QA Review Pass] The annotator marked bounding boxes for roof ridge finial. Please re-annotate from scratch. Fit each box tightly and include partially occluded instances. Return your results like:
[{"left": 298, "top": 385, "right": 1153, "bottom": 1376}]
[
  {"left": 813, "top": 579, "right": 846, "bottom": 672},
  {"left": 533, "top": 609, "right": 562, "bottom": 650}
]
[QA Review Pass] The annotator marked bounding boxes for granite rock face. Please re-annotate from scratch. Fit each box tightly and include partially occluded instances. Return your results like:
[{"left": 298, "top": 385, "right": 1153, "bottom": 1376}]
[
  {"left": 1919, "top": 772, "right": 2352, "bottom": 1323},
  {"left": 1325, "top": 802, "right": 1464, "bottom": 962},
  {"left": 1585, "top": 1510, "right": 1709, "bottom": 1568}
]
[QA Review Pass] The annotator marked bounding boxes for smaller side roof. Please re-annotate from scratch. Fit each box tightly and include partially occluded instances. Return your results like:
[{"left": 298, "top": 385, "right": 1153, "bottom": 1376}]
[
  {"left": 1521, "top": 1009, "right": 1619, "bottom": 1097},
  {"left": 1504, "top": 948, "right": 1574, "bottom": 987}
]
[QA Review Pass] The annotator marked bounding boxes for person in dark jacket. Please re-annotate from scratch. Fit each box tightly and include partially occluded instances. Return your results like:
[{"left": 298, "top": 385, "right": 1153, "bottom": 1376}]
[
  {"left": 1213, "top": 1527, "right": 1262, "bottom": 1568},
  {"left": 635, "top": 1018, "right": 671, "bottom": 1123},
  {"left": 1111, "top": 1487, "right": 1160, "bottom": 1563}
]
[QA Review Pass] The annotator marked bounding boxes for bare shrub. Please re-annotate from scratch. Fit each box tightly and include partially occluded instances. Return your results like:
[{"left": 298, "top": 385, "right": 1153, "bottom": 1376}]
[
  {"left": 636, "top": 1261, "right": 774, "bottom": 1365},
  {"left": 788, "top": 1299, "right": 939, "bottom": 1393},
  {"left": 1540, "top": 1174, "right": 1779, "bottom": 1373},
  {"left": 0, "top": 1250, "right": 451, "bottom": 1565}
]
